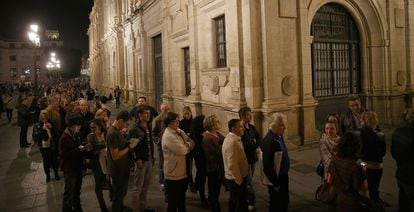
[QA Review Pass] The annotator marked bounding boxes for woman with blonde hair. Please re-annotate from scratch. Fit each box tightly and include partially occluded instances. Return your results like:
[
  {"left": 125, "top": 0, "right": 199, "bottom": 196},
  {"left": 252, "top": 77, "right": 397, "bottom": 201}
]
[
  {"left": 360, "top": 111, "right": 388, "bottom": 207},
  {"left": 38, "top": 110, "right": 60, "bottom": 182},
  {"left": 95, "top": 108, "right": 111, "bottom": 128}
]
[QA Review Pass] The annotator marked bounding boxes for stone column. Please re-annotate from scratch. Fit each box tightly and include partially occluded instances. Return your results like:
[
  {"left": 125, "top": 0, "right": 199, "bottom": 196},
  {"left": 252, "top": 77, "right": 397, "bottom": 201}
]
[
  {"left": 297, "top": 0, "right": 320, "bottom": 145},
  {"left": 406, "top": 0, "right": 414, "bottom": 107}
]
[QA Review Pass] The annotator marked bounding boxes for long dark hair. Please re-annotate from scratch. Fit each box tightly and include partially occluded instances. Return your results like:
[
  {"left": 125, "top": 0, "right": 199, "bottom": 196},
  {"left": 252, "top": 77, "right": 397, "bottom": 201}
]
[{"left": 336, "top": 132, "right": 361, "bottom": 159}]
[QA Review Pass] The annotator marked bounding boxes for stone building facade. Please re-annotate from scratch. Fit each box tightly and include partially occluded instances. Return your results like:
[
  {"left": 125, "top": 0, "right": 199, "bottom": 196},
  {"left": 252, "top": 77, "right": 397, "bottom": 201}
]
[
  {"left": 88, "top": 0, "right": 414, "bottom": 147},
  {"left": 0, "top": 36, "right": 64, "bottom": 85}
]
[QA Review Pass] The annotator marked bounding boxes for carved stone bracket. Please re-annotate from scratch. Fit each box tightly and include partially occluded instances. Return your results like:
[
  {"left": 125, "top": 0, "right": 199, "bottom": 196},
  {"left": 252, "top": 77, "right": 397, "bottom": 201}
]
[{"left": 202, "top": 68, "right": 229, "bottom": 94}]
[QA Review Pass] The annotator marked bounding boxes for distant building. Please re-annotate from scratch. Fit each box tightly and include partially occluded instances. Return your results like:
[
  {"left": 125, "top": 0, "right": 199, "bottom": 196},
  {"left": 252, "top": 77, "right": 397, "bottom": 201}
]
[
  {"left": 0, "top": 30, "right": 64, "bottom": 84},
  {"left": 88, "top": 0, "right": 414, "bottom": 146}
]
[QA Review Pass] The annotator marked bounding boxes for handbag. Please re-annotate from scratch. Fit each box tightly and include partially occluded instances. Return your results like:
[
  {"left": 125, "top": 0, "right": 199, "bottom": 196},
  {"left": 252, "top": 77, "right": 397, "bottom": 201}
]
[
  {"left": 315, "top": 163, "right": 337, "bottom": 204},
  {"left": 315, "top": 160, "right": 324, "bottom": 177},
  {"left": 315, "top": 181, "right": 337, "bottom": 204}
]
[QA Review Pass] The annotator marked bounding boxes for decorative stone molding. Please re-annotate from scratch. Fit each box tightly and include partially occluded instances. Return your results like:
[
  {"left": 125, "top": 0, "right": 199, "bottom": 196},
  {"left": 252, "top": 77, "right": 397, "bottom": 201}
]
[
  {"left": 397, "top": 70, "right": 405, "bottom": 86},
  {"left": 201, "top": 68, "right": 229, "bottom": 94},
  {"left": 281, "top": 75, "right": 297, "bottom": 96}
]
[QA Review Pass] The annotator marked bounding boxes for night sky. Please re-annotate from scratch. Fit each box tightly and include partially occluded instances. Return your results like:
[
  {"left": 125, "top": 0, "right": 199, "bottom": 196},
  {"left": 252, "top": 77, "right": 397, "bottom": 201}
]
[{"left": 0, "top": 0, "right": 94, "bottom": 54}]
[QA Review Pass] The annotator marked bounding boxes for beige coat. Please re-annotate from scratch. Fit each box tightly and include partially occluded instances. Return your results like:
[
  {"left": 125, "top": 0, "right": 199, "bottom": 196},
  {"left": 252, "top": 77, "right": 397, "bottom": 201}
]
[
  {"left": 222, "top": 132, "right": 248, "bottom": 185},
  {"left": 162, "top": 127, "right": 195, "bottom": 180}
]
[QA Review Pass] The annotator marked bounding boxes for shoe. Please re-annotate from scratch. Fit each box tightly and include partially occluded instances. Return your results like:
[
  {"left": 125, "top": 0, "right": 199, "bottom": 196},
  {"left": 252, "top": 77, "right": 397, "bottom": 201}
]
[
  {"left": 248, "top": 204, "right": 255, "bottom": 211},
  {"left": 143, "top": 208, "right": 156, "bottom": 212},
  {"left": 55, "top": 175, "right": 60, "bottom": 181},
  {"left": 46, "top": 175, "right": 51, "bottom": 183},
  {"left": 26, "top": 143, "right": 32, "bottom": 146},
  {"left": 189, "top": 184, "right": 197, "bottom": 193},
  {"left": 160, "top": 184, "right": 165, "bottom": 191}
]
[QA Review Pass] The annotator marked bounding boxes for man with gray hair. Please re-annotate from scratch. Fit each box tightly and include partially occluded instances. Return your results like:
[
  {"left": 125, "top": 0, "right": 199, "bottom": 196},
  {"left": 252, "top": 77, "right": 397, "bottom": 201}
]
[
  {"left": 391, "top": 110, "right": 414, "bottom": 212},
  {"left": 152, "top": 102, "right": 170, "bottom": 197},
  {"left": 260, "top": 113, "right": 290, "bottom": 212}
]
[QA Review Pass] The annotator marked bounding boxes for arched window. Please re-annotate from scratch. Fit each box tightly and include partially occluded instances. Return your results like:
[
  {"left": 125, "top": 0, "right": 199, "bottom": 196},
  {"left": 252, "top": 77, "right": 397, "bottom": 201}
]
[{"left": 311, "top": 3, "right": 360, "bottom": 98}]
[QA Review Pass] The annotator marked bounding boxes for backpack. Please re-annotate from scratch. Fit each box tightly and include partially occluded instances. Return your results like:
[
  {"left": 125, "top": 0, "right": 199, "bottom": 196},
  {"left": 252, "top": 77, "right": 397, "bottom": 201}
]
[{"left": 32, "top": 122, "right": 43, "bottom": 144}]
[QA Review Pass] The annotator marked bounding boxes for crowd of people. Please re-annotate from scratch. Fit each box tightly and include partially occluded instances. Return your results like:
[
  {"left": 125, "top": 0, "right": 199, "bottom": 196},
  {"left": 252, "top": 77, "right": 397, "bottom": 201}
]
[
  {"left": 316, "top": 95, "right": 414, "bottom": 212},
  {"left": 0, "top": 82, "right": 413, "bottom": 212}
]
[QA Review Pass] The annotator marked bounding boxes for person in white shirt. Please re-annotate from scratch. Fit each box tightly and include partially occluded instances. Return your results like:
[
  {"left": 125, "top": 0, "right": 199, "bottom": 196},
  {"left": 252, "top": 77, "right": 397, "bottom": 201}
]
[{"left": 222, "top": 119, "right": 248, "bottom": 212}]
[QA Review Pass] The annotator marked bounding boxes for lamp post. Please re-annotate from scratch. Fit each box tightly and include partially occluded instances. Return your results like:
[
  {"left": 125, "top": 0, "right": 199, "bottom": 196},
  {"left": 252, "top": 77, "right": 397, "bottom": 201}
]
[
  {"left": 28, "top": 24, "right": 40, "bottom": 87},
  {"left": 46, "top": 52, "right": 61, "bottom": 83}
]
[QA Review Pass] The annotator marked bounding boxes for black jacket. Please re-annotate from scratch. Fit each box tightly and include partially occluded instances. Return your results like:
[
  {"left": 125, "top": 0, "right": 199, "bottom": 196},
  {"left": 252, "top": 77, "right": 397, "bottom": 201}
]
[
  {"left": 17, "top": 104, "right": 30, "bottom": 126},
  {"left": 128, "top": 121, "right": 154, "bottom": 161},
  {"left": 360, "top": 126, "right": 386, "bottom": 163},
  {"left": 59, "top": 129, "right": 85, "bottom": 173},
  {"left": 260, "top": 130, "right": 290, "bottom": 186},
  {"left": 241, "top": 123, "right": 261, "bottom": 164}
]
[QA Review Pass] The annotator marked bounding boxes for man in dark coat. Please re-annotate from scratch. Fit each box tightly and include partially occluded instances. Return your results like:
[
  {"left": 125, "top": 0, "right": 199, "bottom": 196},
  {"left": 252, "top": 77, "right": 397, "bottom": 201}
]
[
  {"left": 260, "top": 113, "right": 290, "bottom": 212},
  {"left": 77, "top": 99, "right": 94, "bottom": 142},
  {"left": 59, "top": 113, "right": 86, "bottom": 212},
  {"left": 340, "top": 95, "right": 367, "bottom": 134},
  {"left": 391, "top": 110, "right": 414, "bottom": 212},
  {"left": 18, "top": 96, "right": 31, "bottom": 148}
]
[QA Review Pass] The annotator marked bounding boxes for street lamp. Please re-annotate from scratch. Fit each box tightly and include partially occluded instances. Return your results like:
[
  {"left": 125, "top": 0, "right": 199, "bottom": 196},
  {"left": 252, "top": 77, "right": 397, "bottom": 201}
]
[
  {"left": 46, "top": 52, "right": 61, "bottom": 83},
  {"left": 27, "top": 24, "right": 40, "bottom": 87}
]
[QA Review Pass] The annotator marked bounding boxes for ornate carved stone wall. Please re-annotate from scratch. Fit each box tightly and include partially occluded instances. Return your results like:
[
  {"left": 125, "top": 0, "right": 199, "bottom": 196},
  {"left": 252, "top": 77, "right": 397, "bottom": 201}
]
[{"left": 88, "top": 0, "right": 413, "bottom": 146}]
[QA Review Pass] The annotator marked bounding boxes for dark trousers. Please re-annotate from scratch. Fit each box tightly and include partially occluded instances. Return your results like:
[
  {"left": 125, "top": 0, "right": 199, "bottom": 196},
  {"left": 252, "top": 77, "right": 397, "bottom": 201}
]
[
  {"left": 228, "top": 177, "right": 248, "bottom": 212},
  {"left": 366, "top": 168, "right": 383, "bottom": 201},
  {"left": 166, "top": 178, "right": 188, "bottom": 212},
  {"left": 267, "top": 174, "right": 289, "bottom": 212},
  {"left": 397, "top": 180, "right": 414, "bottom": 212},
  {"left": 207, "top": 171, "right": 222, "bottom": 212},
  {"left": 19, "top": 124, "right": 28, "bottom": 147},
  {"left": 194, "top": 158, "right": 207, "bottom": 201},
  {"left": 115, "top": 97, "right": 120, "bottom": 108},
  {"left": 63, "top": 171, "right": 83, "bottom": 212},
  {"left": 6, "top": 109, "right": 12, "bottom": 122},
  {"left": 111, "top": 172, "right": 130, "bottom": 212},
  {"left": 39, "top": 148, "right": 59, "bottom": 177},
  {"left": 91, "top": 159, "right": 108, "bottom": 208}
]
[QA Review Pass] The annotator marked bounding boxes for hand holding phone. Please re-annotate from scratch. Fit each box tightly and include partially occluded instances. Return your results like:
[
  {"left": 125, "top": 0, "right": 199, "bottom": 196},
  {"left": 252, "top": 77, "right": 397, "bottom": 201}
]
[{"left": 129, "top": 138, "right": 140, "bottom": 149}]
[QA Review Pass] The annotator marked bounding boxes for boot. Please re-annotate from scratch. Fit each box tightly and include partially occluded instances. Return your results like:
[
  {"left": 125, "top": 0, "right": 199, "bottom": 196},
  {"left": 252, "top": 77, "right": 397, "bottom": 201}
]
[
  {"left": 199, "top": 193, "right": 209, "bottom": 208},
  {"left": 100, "top": 205, "right": 109, "bottom": 212},
  {"left": 54, "top": 171, "right": 60, "bottom": 180}
]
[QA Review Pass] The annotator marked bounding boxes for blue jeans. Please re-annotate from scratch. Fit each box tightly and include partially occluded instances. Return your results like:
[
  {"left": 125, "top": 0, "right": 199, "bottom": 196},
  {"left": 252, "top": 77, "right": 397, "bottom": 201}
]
[
  {"left": 132, "top": 160, "right": 153, "bottom": 211},
  {"left": 247, "top": 163, "right": 256, "bottom": 205}
]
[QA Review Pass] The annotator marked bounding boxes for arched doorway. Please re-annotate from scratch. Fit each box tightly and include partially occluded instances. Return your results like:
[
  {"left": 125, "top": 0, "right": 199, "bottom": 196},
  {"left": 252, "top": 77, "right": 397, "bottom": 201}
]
[{"left": 311, "top": 3, "right": 361, "bottom": 128}]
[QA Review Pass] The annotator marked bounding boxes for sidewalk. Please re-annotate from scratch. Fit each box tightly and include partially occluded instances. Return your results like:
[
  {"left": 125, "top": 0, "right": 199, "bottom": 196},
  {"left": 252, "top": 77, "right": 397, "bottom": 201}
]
[{"left": 0, "top": 101, "right": 399, "bottom": 211}]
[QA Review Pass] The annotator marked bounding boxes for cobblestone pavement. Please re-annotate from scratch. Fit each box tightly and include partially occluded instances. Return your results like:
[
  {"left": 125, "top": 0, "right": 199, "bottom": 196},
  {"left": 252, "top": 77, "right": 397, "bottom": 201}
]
[{"left": 0, "top": 101, "right": 399, "bottom": 211}]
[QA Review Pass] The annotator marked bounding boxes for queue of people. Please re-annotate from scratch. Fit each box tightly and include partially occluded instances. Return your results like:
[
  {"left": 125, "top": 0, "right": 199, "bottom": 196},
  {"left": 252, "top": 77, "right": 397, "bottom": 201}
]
[{"left": 4, "top": 81, "right": 413, "bottom": 212}]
